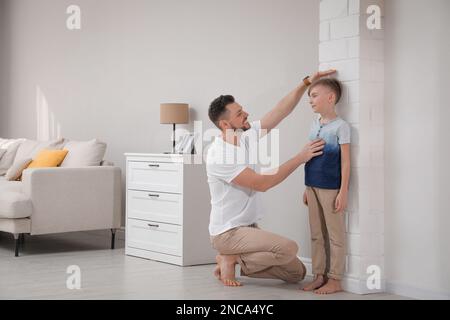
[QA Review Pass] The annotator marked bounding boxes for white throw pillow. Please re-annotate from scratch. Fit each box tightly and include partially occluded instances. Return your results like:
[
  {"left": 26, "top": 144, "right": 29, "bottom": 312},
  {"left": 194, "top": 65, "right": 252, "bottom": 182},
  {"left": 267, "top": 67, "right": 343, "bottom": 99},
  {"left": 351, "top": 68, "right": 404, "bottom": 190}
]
[
  {"left": 0, "top": 139, "right": 25, "bottom": 176},
  {"left": 5, "top": 158, "right": 32, "bottom": 181},
  {"left": 0, "top": 149, "right": 6, "bottom": 160},
  {"left": 60, "top": 139, "right": 107, "bottom": 167},
  {"left": 12, "top": 138, "right": 65, "bottom": 166}
]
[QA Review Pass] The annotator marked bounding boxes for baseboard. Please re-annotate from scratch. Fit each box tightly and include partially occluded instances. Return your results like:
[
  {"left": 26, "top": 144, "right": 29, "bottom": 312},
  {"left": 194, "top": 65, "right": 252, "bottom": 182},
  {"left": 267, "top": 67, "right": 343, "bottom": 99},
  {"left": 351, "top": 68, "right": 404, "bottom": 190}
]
[
  {"left": 386, "top": 281, "right": 450, "bottom": 300},
  {"left": 85, "top": 228, "right": 125, "bottom": 241}
]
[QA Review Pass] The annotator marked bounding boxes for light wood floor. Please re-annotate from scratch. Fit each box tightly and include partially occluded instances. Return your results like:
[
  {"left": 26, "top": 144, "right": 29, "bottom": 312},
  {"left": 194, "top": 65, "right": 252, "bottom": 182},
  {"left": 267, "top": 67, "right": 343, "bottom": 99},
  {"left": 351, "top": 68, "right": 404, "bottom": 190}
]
[{"left": 0, "top": 231, "right": 408, "bottom": 300}]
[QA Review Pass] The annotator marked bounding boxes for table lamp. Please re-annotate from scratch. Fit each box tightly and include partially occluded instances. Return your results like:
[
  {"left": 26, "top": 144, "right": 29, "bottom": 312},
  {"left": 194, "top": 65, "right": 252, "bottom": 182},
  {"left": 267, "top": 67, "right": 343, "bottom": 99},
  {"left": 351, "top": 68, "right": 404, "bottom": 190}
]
[{"left": 160, "top": 103, "right": 189, "bottom": 153}]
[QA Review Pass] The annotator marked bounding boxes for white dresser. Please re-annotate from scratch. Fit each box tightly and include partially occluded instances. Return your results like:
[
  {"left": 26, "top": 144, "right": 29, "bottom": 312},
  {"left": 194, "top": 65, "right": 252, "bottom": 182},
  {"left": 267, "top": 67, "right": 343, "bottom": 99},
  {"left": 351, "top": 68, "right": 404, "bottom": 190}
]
[{"left": 124, "top": 153, "right": 216, "bottom": 266}]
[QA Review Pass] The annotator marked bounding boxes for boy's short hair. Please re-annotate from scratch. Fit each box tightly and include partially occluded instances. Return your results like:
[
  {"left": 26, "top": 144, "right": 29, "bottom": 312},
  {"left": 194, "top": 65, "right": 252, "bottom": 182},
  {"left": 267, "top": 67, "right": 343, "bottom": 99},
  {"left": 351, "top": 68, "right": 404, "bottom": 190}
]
[
  {"left": 208, "top": 95, "right": 234, "bottom": 128},
  {"left": 308, "top": 78, "right": 342, "bottom": 104}
]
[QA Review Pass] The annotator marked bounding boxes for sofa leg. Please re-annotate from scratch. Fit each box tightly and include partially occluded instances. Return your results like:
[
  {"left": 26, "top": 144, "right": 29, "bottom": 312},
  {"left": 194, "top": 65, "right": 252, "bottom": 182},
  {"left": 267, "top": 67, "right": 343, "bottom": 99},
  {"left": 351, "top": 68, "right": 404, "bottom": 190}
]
[
  {"left": 19, "top": 233, "right": 25, "bottom": 246},
  {"left": 13, "top": 234, "right": 20, "bottom": 257},
  {"left": 111, "top": 229, "right": 116, "bottom": 250}
]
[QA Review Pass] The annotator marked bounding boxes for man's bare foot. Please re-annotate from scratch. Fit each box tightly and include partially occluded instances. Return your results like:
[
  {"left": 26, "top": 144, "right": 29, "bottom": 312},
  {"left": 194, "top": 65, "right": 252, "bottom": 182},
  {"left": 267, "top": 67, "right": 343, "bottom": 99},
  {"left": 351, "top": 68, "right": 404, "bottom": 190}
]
[
  {"left": 213, "top": 263, "right": 221, "bottom": 280},
  {"left": 314, "top": 278, "right": 342, "bottom": 294},
  {"left": 302, "top": 275, "right": 325, "bottom": 291},
  {"left": 216, "top": 254, "right": 242, "bottom": 287}
]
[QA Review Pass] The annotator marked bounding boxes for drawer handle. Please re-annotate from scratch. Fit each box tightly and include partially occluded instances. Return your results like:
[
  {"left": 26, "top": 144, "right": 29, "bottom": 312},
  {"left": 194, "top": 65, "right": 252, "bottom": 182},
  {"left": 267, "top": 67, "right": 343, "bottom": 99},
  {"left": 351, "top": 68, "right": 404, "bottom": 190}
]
[
  {"left": 148, "top": 164, "right": 160, "bottom": 168},
  {"left": 148, "top": 223, "right": 159, "bottom": 228},
  {"left": 148, "top": 194, "right": 160, "bottom": 198}
]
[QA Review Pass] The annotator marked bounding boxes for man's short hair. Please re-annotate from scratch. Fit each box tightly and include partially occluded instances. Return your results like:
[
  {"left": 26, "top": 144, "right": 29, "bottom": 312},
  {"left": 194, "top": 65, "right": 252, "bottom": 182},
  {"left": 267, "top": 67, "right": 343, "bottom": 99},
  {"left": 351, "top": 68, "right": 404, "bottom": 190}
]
[
  {"left": 208, "top": 95, "right": 235, "bottom": 128},
  {"left": 308, "top": 78, "right": 342, "bottom": 104}
]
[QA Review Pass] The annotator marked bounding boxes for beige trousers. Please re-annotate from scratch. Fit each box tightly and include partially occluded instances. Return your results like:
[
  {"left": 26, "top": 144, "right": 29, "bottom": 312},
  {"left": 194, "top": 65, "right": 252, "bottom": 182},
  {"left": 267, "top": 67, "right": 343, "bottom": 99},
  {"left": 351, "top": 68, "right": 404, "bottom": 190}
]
[
  {"left": 306, "top": 187, "right": 346, "bottom": 280},
  {"left": 210, "top": 224, "right": 306, "bottom": 283}
]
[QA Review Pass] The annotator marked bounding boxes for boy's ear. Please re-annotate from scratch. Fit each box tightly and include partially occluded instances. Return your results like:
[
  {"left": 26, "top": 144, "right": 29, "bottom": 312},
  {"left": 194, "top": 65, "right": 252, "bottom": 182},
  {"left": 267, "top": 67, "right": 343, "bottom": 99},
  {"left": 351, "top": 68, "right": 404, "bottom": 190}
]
[
  {"left": 327, "top": 92, "right": 333, "bottom": 103},
  {"left": 328, "top": 92, "right": 336, "bottom": 104}
]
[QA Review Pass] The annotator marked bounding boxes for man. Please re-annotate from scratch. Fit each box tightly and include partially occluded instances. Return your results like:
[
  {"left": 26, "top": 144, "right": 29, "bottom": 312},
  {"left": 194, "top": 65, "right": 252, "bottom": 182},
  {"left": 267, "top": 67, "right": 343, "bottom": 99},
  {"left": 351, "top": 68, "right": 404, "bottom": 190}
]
[{"left": 206, "top": 70, "right": 336, "bottom": 286}]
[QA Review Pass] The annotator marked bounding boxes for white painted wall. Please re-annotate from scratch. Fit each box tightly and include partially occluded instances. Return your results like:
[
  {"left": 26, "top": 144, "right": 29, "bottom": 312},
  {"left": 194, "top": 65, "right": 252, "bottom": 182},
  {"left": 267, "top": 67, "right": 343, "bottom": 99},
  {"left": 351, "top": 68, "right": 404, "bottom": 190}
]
[
  {"left": 0, "top": 0, "right": 318, "bottom": 255},
  {"left": 385, "top": 0, "right": 450, "bottom": 299}
]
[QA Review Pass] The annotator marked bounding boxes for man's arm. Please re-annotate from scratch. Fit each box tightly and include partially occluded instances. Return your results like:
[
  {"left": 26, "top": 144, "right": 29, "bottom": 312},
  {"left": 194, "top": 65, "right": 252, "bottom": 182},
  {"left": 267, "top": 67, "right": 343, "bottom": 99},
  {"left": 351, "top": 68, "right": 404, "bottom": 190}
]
[
  {"left": 260, "top": 69, "right": 337, "bottom": 134},
  {"left": 260, "top": 83, "right": 307, "bottom": 135},
  {"left": 232, "top": 139, "right": 325, "bottom": 192}
]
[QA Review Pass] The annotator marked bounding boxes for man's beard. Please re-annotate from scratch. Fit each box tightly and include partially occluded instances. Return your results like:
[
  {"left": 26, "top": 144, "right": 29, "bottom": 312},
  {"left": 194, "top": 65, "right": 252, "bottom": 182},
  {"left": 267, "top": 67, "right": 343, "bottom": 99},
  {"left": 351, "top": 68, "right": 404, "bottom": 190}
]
[{"left": 231, "top": 122, "right": 250, "bottom": 132}]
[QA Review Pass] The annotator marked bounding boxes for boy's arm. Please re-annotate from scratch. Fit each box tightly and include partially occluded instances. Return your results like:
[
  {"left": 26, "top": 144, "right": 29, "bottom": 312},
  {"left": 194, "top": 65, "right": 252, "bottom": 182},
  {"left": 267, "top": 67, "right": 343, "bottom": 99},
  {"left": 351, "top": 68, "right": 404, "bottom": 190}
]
[
  {"left": 335, "top": 144, "right": 351, "bottom": 213},
  {"left": 260, "top": 69, "right": 336, "bottom": 135}
]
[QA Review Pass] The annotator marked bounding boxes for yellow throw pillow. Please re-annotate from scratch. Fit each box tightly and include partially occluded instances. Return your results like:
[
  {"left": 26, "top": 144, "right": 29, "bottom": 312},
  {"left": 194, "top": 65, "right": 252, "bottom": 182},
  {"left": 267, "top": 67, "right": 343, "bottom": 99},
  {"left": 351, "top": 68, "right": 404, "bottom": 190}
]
[{"left": 27, "top": 149, "right": 69, "bottom": 169}]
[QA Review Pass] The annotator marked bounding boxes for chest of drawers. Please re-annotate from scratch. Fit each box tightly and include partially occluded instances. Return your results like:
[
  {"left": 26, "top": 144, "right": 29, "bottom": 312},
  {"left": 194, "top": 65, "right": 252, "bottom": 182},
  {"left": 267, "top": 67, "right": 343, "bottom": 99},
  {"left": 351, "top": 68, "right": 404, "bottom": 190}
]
[{"left": 124, "top": 153, "right": 216, "bottom": 266}]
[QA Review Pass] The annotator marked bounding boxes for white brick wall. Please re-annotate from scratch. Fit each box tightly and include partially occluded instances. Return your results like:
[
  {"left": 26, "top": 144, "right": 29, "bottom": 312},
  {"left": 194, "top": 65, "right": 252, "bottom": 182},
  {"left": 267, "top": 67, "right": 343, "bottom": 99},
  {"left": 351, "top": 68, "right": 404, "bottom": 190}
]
[
  {"left": 320, "top": 0, "right": 348, "bottom": 21},
  {"left": 338, "top": 102, "right": 359, "bottom": 124},
  {"left": 320, "top": 21, "right": 330, "bottom": 42},
  {"left": 320, "top": 59, "right": 359, "bottom": 81},
  {"left": 330, "top": 15, "right": 360, "bottom": 39},
  {"left": 349, "top": 0, "right": 360, "bottom": 15},
  {"left": 348, "top": 37, "right": 360, "bottom": 58},
  {"left": 319, "top": 0, "right": 385, "bottom": 294},
  {"left": 319, "top": 39, "right": 348, "bottom": 62},
  {"left": 347, "top": 211, "right": 360, "bottom": 234},
  {"left": 347, "top": 81, "right": 360, "bottom": 103}
]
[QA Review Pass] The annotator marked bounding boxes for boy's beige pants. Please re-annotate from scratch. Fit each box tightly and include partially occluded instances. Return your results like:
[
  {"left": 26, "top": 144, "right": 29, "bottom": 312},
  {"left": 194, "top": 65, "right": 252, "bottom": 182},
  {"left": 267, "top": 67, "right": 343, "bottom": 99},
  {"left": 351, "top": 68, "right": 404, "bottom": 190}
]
[
  {"left": 306, "top": 186, "right": 346, "bottom": 280},
  {"left": 210, "top": 224, "right": 306, "bottom": 283}
]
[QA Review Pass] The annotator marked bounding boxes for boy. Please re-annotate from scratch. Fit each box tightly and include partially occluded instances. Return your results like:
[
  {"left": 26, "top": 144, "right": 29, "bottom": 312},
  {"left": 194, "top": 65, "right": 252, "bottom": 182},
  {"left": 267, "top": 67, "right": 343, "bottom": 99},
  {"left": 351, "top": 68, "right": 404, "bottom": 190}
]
[{"left": 301, "top": 78, "right": 350, "bottom": 294}]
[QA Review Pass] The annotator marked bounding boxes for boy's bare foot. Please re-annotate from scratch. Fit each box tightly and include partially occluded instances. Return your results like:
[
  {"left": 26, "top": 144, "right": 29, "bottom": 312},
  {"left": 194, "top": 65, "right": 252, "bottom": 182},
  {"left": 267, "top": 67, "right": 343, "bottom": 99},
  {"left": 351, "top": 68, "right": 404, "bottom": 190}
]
[
  {"left": 314, "top": 278, "right": 342, "bottom": 294},
  {"left": 302, "top": 275, "right": 325, "bottom": 291},
  {"left": 213, "top": 263, "right": 221, "bottom": 280},
  {"left": 216, "top": 254, "right": 242, "bottom": 287}
]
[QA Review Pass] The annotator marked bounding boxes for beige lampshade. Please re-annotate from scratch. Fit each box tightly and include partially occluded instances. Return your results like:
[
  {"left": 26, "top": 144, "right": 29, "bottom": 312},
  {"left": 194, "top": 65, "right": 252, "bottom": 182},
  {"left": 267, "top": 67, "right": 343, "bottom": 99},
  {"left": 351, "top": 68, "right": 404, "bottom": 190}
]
[{"left": 160, "top": 103, "right": 189, "bottom": 124}]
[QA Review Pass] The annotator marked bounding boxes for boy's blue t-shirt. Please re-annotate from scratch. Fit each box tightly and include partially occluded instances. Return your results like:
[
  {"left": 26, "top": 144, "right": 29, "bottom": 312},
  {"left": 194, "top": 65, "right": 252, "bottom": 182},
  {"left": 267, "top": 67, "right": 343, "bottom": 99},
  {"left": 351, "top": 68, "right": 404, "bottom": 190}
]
[{"left": 305, "top": 116, "right": 351, "bottom": 190}]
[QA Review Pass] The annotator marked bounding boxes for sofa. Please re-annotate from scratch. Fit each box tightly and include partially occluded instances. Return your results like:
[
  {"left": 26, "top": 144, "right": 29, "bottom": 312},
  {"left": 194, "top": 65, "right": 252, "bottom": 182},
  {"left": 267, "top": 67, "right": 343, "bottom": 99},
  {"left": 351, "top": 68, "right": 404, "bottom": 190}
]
[{"left": 0, "top": 137, "right": 122, "bottom": 256}]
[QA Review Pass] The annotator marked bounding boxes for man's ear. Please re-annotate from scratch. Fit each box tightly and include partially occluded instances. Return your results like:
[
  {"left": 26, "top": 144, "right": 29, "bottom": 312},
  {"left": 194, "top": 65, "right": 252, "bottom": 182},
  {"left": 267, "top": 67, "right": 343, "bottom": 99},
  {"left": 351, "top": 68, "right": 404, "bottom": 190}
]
[{"left": 218, "top": 119, "right": 230, "bottom": 131}]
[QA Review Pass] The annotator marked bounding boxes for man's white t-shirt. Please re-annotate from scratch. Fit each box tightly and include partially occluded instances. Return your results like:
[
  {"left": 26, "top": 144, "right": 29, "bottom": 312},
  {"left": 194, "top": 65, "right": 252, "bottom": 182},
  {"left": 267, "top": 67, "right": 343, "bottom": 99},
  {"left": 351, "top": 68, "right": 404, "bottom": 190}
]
[{"left": 206, "top": 121, "right": 264, "bottom": 236}]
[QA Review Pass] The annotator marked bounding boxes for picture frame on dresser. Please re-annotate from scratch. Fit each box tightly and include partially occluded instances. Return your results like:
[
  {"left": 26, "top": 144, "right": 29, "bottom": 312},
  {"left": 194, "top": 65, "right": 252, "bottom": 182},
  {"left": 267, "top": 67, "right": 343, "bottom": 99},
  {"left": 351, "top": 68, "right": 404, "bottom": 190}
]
[{"left": 175, "top": 133, "right": 196, "bottom": 154}]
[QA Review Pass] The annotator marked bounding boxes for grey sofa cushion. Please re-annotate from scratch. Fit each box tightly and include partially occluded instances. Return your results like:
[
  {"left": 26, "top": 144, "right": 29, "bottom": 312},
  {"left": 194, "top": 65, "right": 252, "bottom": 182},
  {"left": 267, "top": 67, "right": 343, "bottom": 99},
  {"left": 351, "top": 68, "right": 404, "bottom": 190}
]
[
  {"left": 60, "top": 139, "right": 107, "bottom": 167},
  {"left": 12, "top": 138, "right": 65, "bottom": 166},
  {"left": 0, "top": 139, "right": 24, "bottom": 175},
  {"left": 5, "top": 158, "right": 32, "bottom": 181},
  {"left": 0, "top": 176, "right": 32, "bottom": 219},
  {"left": 0, "top": 176, "right": 22, "bottom": 191},
  {"left": 0, "top": 192, "right": 32, "bottom": 219}
]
